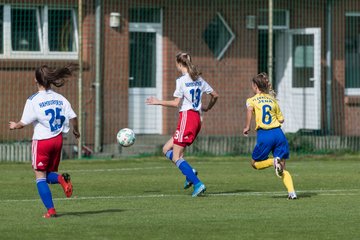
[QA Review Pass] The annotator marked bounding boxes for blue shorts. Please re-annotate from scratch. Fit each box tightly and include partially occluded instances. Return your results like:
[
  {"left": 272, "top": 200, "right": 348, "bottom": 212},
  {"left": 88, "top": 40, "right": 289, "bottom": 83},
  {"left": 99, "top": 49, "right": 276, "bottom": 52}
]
[{"left": 252, "top": 127, "right": 289, "bottom": 161}]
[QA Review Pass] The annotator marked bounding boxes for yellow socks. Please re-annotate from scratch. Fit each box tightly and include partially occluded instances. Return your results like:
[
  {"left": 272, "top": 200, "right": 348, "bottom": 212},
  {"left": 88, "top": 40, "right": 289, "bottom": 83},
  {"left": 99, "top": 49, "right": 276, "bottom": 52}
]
[
  {"left": 254, "top": 158, "right": 273, "bottom": 170},
  {"left": 282, "top": 170, "right": 295, "bottom": 193}
]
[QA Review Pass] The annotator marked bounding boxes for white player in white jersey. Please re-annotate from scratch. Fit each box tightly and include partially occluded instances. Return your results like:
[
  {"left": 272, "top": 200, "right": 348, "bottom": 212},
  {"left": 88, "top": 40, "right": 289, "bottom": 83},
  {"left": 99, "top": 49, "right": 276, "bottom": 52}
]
[
  {"left": 146, "top": 52, "right": 219, "bottom": 197},
  {"left": 9, "top": 64, "right": 80, "bottom": 218},
  {"left": 21, "top": 90, "right": 77, "bottom": 140},
  {"left": 174, "top": 73, "right": 214, "bottom": 112}
]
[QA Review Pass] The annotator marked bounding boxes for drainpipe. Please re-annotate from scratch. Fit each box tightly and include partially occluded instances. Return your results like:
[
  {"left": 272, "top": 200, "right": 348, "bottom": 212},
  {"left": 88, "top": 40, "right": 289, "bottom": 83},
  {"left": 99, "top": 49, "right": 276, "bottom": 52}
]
[
  {"left": 78, "top": 0, "right": 83, "bottom": 159},
  {"left": 94, "top": 0, "right": 103, "bottom": 152},
  {"left": 268, "top": 0, "right": 273, "bottom": 84},
  {"left": 326, "top": 0, "right": 333, "bottom": 134}
]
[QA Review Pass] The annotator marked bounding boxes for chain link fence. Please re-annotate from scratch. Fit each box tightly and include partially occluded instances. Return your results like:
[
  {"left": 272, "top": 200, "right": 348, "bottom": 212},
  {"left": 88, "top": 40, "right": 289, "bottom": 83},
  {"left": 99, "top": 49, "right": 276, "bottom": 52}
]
[{"left": 1, "top": 0, "right": 360, "bottom": 161}]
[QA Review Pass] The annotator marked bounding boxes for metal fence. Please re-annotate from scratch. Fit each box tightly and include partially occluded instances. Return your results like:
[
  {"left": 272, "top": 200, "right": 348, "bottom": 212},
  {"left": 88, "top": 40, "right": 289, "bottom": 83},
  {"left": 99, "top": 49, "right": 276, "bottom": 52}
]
[{"left": 1, "top": 0, "right": 360, "bottom": 161}]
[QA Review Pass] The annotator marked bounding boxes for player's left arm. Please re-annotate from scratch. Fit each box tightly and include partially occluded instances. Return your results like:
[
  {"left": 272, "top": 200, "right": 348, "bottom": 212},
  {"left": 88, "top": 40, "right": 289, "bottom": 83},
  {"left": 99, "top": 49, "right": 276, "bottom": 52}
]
[
  {"left": 70, "top": 117, "right": 80, "bottom": 139},
  {"left": 146, "top": 96, "right": 182, "bottom": 108},
  {"left": 202, "top": 91, "right": 219, "bottom": 112}
]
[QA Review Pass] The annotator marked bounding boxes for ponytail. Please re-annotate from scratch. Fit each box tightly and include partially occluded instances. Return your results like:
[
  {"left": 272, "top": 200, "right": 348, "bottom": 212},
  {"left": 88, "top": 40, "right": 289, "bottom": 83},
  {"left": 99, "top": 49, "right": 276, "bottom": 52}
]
[
  {"left": 176, "top": 52, "right": 201, "bottom": 80},
  {"left": 252, "top": 72, "right": 277, "bottom": 98},
  {"left": 35, "top": 63, "right": 79, "bottom": 89}
]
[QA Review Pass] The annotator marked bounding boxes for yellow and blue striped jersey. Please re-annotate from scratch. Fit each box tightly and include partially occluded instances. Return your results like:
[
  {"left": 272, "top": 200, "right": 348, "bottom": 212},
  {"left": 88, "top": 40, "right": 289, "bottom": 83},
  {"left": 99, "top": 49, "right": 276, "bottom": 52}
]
[{"left": 246, "top": 93, "right": 284, "bottom": 130}]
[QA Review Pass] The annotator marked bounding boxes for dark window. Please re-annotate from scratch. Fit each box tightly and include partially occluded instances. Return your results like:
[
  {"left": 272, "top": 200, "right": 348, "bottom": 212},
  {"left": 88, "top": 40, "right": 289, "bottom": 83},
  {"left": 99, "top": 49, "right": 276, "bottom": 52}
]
[
  {"left": 11, "top": 8, "right": 40, "bottom": 51},
  {"left": 129, "top": 8, "right": 161, "bottom": 23},
  {"left": 292, "top": 34, "right": 314, "bottom": 88},
  {"left": 258, "top": 9, "right": 288, "bottom": 28},
  {"left": 48, "top": 9, "right": 76, "bottom": 52},
  {"left": 129, "top": 32, "right": 156, "bottom": 88},
  {"left": 345, "top": 15, "right": 360, "bottom": 89},
  {"left": 202, "top": 13, "right": 234, "bottom": 60},
  {"left": 0, "top": 6, "right": 3, "bottom": 54}
]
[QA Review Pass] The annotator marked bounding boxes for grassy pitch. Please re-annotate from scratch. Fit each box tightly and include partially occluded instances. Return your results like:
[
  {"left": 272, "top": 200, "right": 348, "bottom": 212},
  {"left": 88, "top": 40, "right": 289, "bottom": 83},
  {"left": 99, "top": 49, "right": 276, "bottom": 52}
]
[{"left": 0, "top": 155, "right": 359, "bottom": 239}]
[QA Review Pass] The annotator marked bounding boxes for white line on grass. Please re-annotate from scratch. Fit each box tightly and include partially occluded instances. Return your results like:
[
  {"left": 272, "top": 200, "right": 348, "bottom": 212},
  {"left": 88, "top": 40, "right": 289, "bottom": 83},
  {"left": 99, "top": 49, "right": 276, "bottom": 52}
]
[
  {"left": 1, "top": 189, "right": 359, "bottom": 203},
  {"left": 66, "top": 166, "right": 168, "bottom": 172}
]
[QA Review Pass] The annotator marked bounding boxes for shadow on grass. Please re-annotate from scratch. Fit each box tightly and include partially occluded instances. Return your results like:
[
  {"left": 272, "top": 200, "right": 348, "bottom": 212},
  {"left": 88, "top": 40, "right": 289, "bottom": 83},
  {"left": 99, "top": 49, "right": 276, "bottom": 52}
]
[
  {"left": 208, "top": 189, "right": 254, "bottom": 195},
  {"left": 271, "top": 192, "right": 318, "bottom": 199},
  {"left": 57, "top": 208, "right": 125, "bottom": 217}
]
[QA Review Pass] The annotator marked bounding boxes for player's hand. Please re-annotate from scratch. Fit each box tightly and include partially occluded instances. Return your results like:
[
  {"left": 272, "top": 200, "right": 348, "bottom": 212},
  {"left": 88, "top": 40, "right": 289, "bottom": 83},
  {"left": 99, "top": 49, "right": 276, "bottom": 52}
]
[
  {"left": 201, "top": 107, "right": 208, "bottom": 112},
  {"left": 73, "top": 129, "right": 80, "bottom": 139},
  {"left": 243, "top": 127, "right": 250, "bottom": 136},
  {"left": 9, "top": 121, "right": 17, "bottom": 130},
  {"left": 145, "top": 96, "right": 159, "bottom": 105}
]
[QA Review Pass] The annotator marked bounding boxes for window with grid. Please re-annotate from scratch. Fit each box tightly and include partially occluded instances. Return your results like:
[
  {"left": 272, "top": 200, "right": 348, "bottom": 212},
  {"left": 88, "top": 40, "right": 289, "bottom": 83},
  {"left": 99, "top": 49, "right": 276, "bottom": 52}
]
[
  {"left": 48, "top": 9, "right": 77, "bottom": 52},
  {"left": 0, "top": 5, "right": 78, "bottom": 59},
  {"left": 345, "top": 14, "right": 360, "bottom": 95}
]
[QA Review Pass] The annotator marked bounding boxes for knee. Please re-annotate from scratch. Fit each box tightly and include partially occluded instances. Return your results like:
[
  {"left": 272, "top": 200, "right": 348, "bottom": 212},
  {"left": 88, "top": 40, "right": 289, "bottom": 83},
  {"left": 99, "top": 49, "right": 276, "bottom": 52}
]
[{"left": 162, "top": 146, "right": 169, "bottom": 155}]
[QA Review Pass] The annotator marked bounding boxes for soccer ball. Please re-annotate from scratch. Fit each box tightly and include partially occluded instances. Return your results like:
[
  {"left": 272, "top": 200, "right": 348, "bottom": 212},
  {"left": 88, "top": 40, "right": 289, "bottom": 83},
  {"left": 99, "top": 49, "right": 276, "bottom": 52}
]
[{"left": 116, "top": 128, "right": 136, "bottom": 147}]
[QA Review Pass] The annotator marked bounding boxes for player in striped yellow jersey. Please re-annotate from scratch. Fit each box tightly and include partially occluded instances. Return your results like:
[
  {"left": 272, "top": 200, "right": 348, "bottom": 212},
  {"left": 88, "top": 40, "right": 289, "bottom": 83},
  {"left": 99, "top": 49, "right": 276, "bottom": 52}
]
[{"left": 243, "top": 73, "right": 297, "bottom": 200}]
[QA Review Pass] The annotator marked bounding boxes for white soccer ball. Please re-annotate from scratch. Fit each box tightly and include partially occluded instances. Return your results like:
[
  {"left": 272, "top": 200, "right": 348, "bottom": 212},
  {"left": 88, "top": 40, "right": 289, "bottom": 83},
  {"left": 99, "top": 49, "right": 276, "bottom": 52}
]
[{"left": 116, "top": 128, "right": 136, "bottom": 147}]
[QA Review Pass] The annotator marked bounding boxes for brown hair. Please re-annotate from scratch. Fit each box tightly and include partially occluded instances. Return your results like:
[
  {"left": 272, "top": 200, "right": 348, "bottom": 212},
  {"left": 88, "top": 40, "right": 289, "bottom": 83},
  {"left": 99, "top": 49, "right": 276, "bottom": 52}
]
[
  {"left": 252, "top": 72, "right": 276, "bottom": 98},
  {"left": 35, "top": 63, "right": 79, "bottom": 89},
  {"left": 176, "top": 52, "right": 201, "bottom": 80}
]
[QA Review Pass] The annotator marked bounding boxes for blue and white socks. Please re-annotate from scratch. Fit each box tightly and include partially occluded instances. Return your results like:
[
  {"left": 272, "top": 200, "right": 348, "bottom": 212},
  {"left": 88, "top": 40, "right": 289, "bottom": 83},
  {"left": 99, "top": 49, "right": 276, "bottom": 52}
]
[
  {"left": 36, "top": 178, "right": 54, "bottom": 210},
  {"left": 175, "top": 159, "right": 200, "bottom": 186},
  {"left": 165, "top": 150, "right": 173, "bottom": 161}
]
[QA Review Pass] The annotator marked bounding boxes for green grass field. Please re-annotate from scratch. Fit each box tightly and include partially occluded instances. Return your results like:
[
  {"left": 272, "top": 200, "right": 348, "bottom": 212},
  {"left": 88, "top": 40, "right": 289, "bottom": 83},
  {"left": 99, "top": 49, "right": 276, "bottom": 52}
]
[{"left": 0, "top": 155, "right": 359, "bottom": 239}]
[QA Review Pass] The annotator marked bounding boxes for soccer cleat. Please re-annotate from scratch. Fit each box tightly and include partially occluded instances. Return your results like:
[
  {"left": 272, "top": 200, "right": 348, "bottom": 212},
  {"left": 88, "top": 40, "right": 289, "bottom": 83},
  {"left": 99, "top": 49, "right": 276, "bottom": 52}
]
[
  {"left": 184, "top": 169, "right": 198, "bottom": 189},
  {"left": 58, "top": 173, "right": 73, "bottom": 198},
  {"left": 43, "top": 208, "right": 57, "bottom": 218},
  {"left": 274, "top": 157, "right": 283, "bottom": 178},
  {"left": 192, "top": 182, "right": 206, "bottom": 197},
  {"left": 288, "top": 192, "right": 298, "bottom": 200}
]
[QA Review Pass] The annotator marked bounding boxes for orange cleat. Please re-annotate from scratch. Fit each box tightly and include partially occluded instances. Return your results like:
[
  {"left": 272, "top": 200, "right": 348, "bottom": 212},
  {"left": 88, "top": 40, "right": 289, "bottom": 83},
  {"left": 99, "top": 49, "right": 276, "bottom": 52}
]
[
  {"left": 58, "top": 173, "right": 73, "bottom": 198},
  {"left": 43, "top": 208, "right": 57, "bottom": 218}
]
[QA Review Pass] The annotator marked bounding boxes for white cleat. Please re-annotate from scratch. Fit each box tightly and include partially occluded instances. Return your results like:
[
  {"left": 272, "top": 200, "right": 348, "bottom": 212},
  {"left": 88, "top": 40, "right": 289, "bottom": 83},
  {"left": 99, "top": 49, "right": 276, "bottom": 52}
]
[{"left": 288, "top": 192, "right": 298, "bottom": 200}]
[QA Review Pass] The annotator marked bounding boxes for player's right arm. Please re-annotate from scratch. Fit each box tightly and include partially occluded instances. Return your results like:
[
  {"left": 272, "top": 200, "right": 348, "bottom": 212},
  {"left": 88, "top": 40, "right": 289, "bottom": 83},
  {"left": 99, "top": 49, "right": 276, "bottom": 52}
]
[
  {"left": 145, "top": 96, "right": 182, "bottom": 108},
  {"left": 9, "top": 121, "right": 25, "bottom": 130},
  {"left": 243, "top": 99, "right": 254, "bottom": 136},
  {"left": 9, "top": 99, "right": 35, "bottom": 130}
]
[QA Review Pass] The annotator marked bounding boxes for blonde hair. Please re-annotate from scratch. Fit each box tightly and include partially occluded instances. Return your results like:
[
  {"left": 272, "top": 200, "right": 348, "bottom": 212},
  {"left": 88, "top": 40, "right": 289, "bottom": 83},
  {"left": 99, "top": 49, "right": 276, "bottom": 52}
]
[
  {"left": 252, "top": 72, "right": 276, "bottom": 98},
  {"left": 176, "top": 52, "right": 201, "bottom": 80}
]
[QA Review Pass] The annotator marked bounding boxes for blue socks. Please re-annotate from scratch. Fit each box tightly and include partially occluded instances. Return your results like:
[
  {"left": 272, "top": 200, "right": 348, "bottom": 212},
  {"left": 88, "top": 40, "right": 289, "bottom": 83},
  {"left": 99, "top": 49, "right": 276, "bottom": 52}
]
[
  {"left": 176, "top": 159, "right": 200, "bottom": 185},
  {"left": 36, "top": 178, "right": 54, "bottom": 210},
  {"left": 166, "top": 150, "right": 199, "bottom": 184},
  {"left": 165, "top": 150, "right": 173, "bottom": 161},
  {"left": 46, "top": 172, "right": 59, "bottom": 184}
]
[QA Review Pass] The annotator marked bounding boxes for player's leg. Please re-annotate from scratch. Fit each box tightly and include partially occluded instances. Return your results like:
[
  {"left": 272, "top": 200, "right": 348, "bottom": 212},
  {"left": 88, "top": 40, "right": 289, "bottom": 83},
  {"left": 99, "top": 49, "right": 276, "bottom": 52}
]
[
  {"left": 251, "top": 158, "right": 274, "bottom": 170},
  {"left": 163, "top": 137, "right": 174, "bottom": 161},
  {"left": 163, "top": 136, "right": 195, "bottom": 189},
  {"left": 251, "top": 130, "right": 273, "bottom": 170},
  {"left": 46, "top": 134, "right": 73, "bottom": 198},
  {"left": 32, "top": 139, "right": 56, "bottom": 218},
  {"left": 280, "top": 160, "right": 297, "bottom": 199},
  {"left": 172, "top": 144, "right": 205, "bottom": 197},
  {"left": 35, "top": 170, "right": 56, "bottom": 218},
  {"left": 274, "top": 129, "right": 297, "bottom": 199}
]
